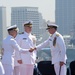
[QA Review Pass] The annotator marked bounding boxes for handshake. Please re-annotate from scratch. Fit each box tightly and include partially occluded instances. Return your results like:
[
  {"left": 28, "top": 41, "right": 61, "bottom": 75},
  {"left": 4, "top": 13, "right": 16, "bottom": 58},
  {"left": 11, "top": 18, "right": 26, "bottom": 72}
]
[{"left": 29, "top": 47, "right": 36, "bottom": 52}]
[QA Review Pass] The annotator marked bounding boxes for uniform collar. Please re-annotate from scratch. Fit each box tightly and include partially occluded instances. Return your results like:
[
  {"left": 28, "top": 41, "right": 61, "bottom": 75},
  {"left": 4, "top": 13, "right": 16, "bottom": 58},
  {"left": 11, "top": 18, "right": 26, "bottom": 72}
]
[
  {"left": 51, "top": 31, "right": 58, "bottom": 38},
  {"left": 24, "top": 31, "right": 31, "bottom": 36},
  {"left": 8, "top": 35, "right": 14, "bottom": 38}
]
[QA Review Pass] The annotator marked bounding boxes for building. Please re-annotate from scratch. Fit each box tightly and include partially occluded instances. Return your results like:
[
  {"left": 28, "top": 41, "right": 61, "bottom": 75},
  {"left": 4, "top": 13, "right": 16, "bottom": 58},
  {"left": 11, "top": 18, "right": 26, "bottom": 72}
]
[
  {"left": 0, "top": 6, "right": 7, "bottom": 47},
  {"left": 55, "top": 0, "right": 75, "bottom": 35},
  {"left": 11, "top": 7, "right": 40, "bottom": 39},
  {"left": 11, "top": 6, "right": 49, "bottom": 44}
]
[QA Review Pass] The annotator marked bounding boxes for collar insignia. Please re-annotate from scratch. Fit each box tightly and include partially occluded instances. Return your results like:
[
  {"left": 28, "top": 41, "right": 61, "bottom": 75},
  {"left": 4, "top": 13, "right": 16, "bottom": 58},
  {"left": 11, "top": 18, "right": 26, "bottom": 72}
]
[{"left": 23, "top": 38, "right": 27, "bottom": 40}]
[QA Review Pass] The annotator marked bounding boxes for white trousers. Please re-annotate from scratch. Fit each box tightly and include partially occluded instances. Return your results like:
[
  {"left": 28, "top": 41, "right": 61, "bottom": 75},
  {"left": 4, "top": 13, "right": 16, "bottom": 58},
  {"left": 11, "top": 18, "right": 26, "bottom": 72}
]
[
  {"left": 20, "top": 64, "right": 34, "bottom": 75},
  {"left": 54, "top": 62, "right": 66, "bottom": 75},
  {"left": 0, "top": 62, "right": 5, "bottom": 75},
  {"left": 3, "top": 64, "right": 14, "bottom": 75},
  {"left": 13, "top": 66, "right": 20, "bottom": 75}
]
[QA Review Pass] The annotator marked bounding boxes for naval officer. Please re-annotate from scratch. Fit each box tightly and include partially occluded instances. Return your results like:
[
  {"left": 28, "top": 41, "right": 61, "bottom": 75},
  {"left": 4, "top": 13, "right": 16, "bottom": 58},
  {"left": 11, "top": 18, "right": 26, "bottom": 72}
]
[
  {"left": 1, "top": 25, "right": 34, "bottom": 75},
  {"left": 34, "top": 23, "right": 67, "bottom": 75},
  {"left": 16, "top": 20, "right": 37, "bottom": 75}
]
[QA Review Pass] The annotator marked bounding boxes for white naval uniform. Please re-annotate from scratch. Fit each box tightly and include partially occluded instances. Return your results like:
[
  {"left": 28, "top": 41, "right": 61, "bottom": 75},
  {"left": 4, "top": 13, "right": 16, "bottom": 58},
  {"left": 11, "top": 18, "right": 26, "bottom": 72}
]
[
  {"left": 36, "top": 31, "right": 67, "bottom": 75},
  {"left": 0, "top": 61, "right": 5, "bottom": 75},
  {"left": 17, "top": 32, "right": 37, "bottom": 75},
  {"left": 13, "top": 35, "right": 21, "bottom": 75},
  {"left": 2, "top": 35, "right": 31, "bottom": 75}
]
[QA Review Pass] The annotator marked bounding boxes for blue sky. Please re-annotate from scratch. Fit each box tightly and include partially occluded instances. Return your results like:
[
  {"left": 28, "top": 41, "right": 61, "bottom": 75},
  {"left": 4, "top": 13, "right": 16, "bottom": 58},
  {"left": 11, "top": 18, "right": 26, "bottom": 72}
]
[{"left": 0, "top": 0, "right": 55, "bottom": 25}]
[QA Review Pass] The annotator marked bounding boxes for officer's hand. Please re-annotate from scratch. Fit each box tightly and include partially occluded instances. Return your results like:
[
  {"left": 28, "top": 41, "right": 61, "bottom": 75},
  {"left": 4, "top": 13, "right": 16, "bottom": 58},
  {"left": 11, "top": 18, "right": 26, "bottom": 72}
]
[
  {"left": 17, "top": 60, "right": 22, "bottom": 64},
  {"left": 60, "top": 61, "right": 65, "bottom": 66},
  {"left": 29, "top": 48, "right": 35, "bottom": 52},
  {"left": 33, "top": 47, "right": 36, "bottom": 50}
]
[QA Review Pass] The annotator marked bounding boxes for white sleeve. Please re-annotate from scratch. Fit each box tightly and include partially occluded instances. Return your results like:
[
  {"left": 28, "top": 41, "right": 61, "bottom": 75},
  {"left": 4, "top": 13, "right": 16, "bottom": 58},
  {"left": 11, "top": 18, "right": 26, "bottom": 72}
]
[
  {"left": 11, "top": 39, "right": 29, "bottom": 52},
  {"left": 57, "top": 36, "right": 66, "bottom": 62},
  {"left": 36, "top": 39, "right": 49, "bottom": 50}
]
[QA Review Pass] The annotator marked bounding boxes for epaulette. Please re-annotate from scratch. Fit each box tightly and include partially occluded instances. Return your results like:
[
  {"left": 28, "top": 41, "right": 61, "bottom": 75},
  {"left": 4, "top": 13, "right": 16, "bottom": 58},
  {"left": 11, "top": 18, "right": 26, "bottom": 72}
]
[
  {"left": 32, "top": 34, "right": 36, "bottom": 37},
  {"left": 19, "top": 32, "right": 24, "bottom": 34},
  {"left": 32, "top": 33, "right": 35, "bottom": 36},
  {"left": 56, "top": 33, "right": 59, "bottom": 37},
  {"left": 50, "top": 34, "right": 52, "bottom": 37}
]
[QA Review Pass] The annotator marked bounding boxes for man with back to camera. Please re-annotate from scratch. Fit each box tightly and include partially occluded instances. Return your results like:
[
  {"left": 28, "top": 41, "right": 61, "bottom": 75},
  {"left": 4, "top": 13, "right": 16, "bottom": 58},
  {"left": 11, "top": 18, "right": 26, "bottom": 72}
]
[
  {"left": 16, "top": 20, "right": 37, "bottom": 75},
  {"left": 32, "top": 23, "right": 67, "bottom": 75},
  {"left": 1, "top": 25, "right": 34, "bottom": 75}
]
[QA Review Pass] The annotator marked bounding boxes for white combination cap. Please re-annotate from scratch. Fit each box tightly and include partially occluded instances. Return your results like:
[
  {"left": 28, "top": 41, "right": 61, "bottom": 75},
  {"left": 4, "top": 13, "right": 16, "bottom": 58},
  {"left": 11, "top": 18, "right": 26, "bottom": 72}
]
[
  {"left": 23, "top": 20, "right": 33, "bottom": 27},
  {"left": 46, "top": 23, "right": 58, "bottom": 30},
  {"left": 7, "top": 25, "right": 18, "bottom": 31},
  {"left": 47, "top": 23, "right": 58, "bottom": 27}
]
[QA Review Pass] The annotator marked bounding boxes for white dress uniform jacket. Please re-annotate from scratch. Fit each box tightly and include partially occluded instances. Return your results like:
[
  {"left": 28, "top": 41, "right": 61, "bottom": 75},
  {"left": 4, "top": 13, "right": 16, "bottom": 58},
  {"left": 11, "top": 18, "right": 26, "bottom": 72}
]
[
  {"left": 2, "top": 35, "right": 31, "bottom": 75},
  {"left": 36, "top": 31, "right": 67, "bottom": 64},
  {"left": 2, "top": 35, "right": 30, "bottom": 65},
  {"left": 17, "top": 32, "right": 37, "bottom": 64}
]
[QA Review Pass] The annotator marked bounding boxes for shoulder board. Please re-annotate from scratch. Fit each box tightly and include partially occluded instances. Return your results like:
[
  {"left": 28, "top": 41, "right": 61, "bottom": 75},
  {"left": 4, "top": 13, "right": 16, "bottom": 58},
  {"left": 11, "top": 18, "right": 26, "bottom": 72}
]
[
  {"left": 19, "top": 32, "right": 24, "bottom": 34},
  {"left": 32, "top": 33, "right": 35, "bottom": 35},
  {"left": 56, "top": 33, "right": 59, "bottom": 37},
  {"left": 32, "top": 34, "right": 36, "bottom": 36},
  {"left": 50, "top": 34, "right": 52, "bottom": 37}
]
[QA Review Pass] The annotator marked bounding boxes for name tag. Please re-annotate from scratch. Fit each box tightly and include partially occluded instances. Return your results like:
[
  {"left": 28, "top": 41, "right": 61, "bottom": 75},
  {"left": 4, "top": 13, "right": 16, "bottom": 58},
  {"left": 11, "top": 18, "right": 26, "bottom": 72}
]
[
  {"left": 49, "top": 39, "right": 52, "bottom": 41},
  {"left": 23, "top": 38, "right": 27, "bottom": 40}
]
